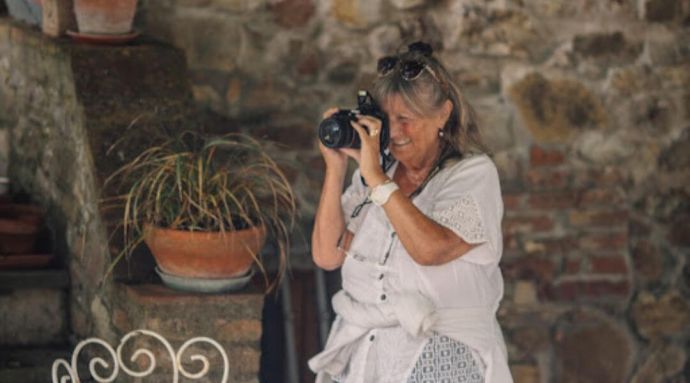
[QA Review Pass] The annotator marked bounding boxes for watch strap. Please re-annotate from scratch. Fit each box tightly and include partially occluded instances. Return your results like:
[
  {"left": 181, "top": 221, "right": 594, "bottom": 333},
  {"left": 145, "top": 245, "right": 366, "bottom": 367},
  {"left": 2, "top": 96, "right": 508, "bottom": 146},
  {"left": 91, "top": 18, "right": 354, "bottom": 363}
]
[{"left": 370, "top": 179, "right": 399, "bottom": 206}]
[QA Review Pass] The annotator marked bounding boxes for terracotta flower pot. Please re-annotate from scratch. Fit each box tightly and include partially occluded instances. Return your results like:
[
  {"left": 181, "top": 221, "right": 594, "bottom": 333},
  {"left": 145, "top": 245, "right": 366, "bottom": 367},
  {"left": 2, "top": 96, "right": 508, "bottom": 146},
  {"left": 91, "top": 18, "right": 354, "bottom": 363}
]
[
  {"left": 143, "top": 224, "right": 267, "bottom": 280},
  {"left": 73, "top": 0, "right": 138, "bottom": 35}
]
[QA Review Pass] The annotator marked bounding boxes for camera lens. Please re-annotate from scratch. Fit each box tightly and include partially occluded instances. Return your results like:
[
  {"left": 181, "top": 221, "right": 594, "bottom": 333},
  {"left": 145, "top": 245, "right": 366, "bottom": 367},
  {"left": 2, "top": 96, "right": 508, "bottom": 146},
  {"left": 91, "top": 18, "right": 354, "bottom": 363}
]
[
  {"left": 318, "top": 118, "right": 343, "bottom": 148},
  {"left": 318, "top": 114, "right": 360, "bottom": 149}
]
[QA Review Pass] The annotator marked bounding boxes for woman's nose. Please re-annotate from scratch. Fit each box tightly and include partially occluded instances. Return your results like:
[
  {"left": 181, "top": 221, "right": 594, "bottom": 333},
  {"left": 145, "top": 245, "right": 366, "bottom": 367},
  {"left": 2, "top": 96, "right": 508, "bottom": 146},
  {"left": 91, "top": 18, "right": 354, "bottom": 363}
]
[{"left": 388, "top": 120, "right": 402, "bottom": 139}]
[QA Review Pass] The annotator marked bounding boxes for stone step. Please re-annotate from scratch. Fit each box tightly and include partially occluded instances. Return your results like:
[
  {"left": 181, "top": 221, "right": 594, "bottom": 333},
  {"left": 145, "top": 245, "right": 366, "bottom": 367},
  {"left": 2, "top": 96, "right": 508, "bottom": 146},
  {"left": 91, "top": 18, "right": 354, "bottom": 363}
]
[
  {"left": 0, "top": 346, "right": 77, "bottom": 383},
  {"left": 0, "top": 269, "right": 69, "bottom": 290},
  {"left": 0, "top": 270, "right": 69, "bottom": 345}
]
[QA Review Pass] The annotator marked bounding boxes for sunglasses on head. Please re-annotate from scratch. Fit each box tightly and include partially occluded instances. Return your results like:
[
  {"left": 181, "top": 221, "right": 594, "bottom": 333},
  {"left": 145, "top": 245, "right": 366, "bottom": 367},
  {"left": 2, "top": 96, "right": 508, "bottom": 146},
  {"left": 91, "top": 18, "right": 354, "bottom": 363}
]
[{"left": 376, "top": 41, "right": 443, "bottom": 84}]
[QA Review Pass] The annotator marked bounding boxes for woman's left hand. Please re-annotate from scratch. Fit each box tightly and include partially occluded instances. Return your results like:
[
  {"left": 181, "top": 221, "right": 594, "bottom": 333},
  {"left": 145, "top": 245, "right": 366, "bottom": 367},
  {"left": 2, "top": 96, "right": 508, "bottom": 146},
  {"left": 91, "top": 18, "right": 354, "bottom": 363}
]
[{"left": 350, "top": 114, "right": 388, "bottom": 187}]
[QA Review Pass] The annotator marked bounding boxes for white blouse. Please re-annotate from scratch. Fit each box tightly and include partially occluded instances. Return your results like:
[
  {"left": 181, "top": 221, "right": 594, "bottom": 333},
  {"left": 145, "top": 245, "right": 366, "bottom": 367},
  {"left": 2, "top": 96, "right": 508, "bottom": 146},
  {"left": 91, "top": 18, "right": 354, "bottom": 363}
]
[{"left": 309, "top": 154, "right": 513, "bottom": 383}]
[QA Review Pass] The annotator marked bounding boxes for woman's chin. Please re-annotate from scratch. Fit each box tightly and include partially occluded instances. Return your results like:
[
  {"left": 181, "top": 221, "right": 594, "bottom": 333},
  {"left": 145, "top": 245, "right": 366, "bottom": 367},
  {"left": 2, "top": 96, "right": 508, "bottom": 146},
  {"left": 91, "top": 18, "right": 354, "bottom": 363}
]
[{"left": 391, "top": 145, "right": 410, "bottom": 156}]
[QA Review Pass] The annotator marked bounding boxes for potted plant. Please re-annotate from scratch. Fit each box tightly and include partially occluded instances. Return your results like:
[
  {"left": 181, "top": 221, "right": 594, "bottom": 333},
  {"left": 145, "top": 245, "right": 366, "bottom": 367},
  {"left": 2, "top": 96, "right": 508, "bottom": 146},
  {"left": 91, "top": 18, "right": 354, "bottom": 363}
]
[
  {"left": 103, "top": 131, "right": 296, "bottom": 293},
  {"left": 72, "top": 0, "right": 137, "bottom": 35}
]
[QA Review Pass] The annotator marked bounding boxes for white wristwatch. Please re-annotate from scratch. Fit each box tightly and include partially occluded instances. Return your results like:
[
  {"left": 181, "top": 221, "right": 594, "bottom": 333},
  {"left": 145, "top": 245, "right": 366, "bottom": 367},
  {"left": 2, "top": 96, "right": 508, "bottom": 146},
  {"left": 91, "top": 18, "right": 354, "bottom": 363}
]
[{"left": 369, "top": 179, "right": 399, "bottom": 206}]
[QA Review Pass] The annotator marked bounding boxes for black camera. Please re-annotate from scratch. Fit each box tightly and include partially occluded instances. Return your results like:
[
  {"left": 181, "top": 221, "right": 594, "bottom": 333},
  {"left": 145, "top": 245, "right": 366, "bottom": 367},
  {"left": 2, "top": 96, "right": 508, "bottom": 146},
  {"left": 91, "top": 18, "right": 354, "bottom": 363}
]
[{"left": 318, "top": 90, "right": 389, "bottom": 150}]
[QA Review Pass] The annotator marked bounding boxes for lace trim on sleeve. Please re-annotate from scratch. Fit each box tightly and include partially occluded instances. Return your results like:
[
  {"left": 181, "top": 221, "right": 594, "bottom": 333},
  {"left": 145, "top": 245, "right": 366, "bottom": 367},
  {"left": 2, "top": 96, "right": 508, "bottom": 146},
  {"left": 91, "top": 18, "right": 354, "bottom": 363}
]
[{"left": 432, "top": 194, "right": 487, "bottom": 244}]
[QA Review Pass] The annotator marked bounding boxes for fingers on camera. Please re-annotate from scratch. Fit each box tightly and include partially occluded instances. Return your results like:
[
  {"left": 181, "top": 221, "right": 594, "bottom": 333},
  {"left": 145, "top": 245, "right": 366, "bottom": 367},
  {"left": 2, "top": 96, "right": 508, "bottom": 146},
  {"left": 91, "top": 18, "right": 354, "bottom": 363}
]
[{"left": 323, "top": 107, "right": 339, "bottom": 118}]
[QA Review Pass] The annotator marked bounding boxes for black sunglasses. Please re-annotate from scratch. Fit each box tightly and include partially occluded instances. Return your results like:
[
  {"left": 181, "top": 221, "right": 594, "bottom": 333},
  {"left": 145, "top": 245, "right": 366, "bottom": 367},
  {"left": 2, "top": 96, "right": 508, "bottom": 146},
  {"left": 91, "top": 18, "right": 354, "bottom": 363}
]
[
  {"left": 377, "top": 57, "right": 425, "bottom": 80},
  {"left": 376, "top": 42, "right": 442, "bottom": 83}
]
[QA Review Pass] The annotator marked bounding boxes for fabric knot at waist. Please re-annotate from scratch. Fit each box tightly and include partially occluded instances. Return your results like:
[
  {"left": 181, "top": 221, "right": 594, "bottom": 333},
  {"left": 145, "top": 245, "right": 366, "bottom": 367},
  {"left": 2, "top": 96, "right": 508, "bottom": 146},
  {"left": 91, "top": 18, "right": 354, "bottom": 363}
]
[{"left": 308, "top": 290, "right": 513, "bottom": 383}]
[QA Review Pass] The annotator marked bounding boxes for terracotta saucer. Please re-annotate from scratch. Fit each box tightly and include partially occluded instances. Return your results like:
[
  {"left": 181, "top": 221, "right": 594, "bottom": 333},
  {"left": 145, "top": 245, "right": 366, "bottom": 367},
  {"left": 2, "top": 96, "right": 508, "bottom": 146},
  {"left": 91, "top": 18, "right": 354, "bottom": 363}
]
[{"left": 66, "top": 30, "right": 140, "bottom": 45}]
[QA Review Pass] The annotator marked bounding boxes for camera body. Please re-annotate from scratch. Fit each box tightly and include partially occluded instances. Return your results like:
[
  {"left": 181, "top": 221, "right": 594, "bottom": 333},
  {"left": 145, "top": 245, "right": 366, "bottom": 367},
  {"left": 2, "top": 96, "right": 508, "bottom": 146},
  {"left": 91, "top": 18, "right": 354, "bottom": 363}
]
[{"left": 318, "top": 90, "right": 389, "bottom": 150}]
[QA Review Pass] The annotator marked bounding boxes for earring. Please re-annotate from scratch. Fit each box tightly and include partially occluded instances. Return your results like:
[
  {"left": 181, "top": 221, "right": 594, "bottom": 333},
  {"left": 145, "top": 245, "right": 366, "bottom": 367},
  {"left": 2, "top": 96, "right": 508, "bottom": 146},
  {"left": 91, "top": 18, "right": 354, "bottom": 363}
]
[{"left": 438, "top": 129, "right": 445, "bottom": 138}]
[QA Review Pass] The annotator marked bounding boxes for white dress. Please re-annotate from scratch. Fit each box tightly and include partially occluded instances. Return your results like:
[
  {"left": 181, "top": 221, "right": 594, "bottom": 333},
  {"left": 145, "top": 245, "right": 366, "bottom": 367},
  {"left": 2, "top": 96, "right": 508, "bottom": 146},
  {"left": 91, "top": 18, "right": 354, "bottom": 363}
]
[{"left": 309, "top": 154, "right": 513, "bottom": 383}]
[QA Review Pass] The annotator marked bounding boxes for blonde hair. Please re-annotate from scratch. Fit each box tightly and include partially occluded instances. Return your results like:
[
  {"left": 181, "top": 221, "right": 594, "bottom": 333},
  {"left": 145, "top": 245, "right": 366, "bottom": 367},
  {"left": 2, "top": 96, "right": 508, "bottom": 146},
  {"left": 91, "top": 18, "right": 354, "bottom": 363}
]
[{"left": 371, "top": 49, "right": 489, "bottom": 160}]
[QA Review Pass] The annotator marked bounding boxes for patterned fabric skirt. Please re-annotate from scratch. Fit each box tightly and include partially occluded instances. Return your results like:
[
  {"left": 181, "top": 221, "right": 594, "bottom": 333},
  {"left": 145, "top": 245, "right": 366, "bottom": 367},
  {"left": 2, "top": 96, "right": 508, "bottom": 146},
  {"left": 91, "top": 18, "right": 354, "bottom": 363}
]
[
  {"left": 407, "top": 333, "right": 485, "bottom": 383},
  {"left": 333, "top": 332, "right": 485, "bottom": 383}
]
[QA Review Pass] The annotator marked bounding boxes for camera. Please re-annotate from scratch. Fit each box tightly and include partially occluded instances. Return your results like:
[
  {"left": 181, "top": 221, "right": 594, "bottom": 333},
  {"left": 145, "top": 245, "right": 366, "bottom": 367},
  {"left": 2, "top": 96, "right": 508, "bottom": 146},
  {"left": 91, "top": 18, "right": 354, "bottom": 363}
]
[{"left": 318, "top": 90, "right": 389, "bottom": 150}]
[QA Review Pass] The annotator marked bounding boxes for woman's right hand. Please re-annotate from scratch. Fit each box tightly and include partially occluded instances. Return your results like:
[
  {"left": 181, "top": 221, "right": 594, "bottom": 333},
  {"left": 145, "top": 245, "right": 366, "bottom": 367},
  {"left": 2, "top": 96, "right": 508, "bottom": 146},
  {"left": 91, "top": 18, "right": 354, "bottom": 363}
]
[{"left": 318, "top": 107, "right": 353, "bottom": 173}]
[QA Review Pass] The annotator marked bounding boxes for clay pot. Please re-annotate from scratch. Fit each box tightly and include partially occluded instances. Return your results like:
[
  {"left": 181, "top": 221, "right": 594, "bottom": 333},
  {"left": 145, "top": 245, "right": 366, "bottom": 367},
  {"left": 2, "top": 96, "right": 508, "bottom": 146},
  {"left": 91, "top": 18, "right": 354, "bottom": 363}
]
[
  {"left": 73, "top": 0, "right": 138, "bottom": 35},
  {"left": 0, "top": 203, "right": 43, "bottom": 254},
  {"left": 143, "top": 224, "right": 266, "bottom": 280}
]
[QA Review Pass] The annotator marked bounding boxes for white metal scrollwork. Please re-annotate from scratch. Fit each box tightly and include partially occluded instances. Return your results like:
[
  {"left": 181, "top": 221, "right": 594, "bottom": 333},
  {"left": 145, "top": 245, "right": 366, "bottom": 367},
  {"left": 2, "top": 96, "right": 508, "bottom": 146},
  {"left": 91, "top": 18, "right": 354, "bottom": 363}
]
[{"left": 51, "top": 329, "right": 229, "bottom": 383}]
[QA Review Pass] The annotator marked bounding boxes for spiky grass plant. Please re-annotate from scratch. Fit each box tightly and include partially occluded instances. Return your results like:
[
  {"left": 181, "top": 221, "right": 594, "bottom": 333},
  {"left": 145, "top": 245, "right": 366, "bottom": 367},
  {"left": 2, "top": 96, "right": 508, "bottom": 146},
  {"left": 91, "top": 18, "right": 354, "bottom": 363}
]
[{"left": 103, "top": 131, "right": 296, "bottom": 291}]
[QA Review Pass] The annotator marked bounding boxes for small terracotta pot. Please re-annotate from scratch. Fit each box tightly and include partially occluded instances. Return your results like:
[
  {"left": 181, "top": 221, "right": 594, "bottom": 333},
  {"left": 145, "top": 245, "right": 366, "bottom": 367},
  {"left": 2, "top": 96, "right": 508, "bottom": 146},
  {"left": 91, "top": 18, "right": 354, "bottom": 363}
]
[
  {"left": 143, "top": 224, "right": 267, "bottom": 279},
  {"left": 73, "top": 0, "right": 138, "bottom": 35}
]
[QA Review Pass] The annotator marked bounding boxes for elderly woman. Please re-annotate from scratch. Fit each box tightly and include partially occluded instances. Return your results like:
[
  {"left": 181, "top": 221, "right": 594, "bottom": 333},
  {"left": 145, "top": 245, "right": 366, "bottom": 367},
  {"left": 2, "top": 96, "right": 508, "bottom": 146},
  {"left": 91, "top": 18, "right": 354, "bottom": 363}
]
[{"left": 309, "top": 42, "right": 512, "bottom": 383}]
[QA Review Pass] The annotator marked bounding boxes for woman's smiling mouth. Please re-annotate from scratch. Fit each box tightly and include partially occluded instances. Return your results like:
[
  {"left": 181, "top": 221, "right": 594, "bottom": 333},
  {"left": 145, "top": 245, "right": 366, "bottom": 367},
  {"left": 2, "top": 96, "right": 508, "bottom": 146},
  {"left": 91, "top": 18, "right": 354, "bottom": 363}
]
[{"left": 392, "top": 138, "right": 412, "bottom": 147}]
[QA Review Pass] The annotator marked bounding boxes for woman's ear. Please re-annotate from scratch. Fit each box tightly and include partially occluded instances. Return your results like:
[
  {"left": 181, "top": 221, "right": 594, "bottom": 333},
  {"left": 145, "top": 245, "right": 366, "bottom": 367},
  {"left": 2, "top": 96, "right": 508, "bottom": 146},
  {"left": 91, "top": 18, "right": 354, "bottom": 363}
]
[{"left": 439, "top": 99, "right": 453, "bottom": 123}]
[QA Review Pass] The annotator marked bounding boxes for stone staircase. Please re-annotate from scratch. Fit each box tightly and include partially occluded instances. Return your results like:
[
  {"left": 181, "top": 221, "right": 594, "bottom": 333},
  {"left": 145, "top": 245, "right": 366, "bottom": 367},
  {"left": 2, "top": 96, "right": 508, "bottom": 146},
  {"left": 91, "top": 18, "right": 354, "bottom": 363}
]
[{"left": 0, "top": 270, "right": 71, "bottom": 382}]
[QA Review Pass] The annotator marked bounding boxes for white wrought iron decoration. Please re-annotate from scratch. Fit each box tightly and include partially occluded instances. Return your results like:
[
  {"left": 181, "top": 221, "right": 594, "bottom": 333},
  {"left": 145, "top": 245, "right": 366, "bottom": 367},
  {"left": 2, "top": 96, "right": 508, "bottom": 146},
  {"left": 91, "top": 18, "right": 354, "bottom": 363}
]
[{"left": 51, "top": 329, "right": 229, "bottom": 383}]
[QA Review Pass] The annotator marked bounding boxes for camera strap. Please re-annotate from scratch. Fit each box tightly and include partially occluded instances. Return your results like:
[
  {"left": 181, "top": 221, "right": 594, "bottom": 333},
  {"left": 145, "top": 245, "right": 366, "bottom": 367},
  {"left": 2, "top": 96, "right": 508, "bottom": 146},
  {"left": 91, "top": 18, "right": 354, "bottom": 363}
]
[{"left": 350, "top": 145, "right": 459, "bottom": 219}]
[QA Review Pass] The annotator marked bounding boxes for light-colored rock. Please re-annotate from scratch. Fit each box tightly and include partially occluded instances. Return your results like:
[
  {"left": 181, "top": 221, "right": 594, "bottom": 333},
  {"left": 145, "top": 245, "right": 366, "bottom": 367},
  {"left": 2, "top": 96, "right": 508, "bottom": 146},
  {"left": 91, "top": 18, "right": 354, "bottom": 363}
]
[
  {"left": 428, "top": 0, "right": 465, "bottom": 49},
  {"left": 514, "top": 280, "right": 539, "bottom": 305},
  {"left": 168, "top": 11, "right": 244, "bottom": 72},
  {"left": 474, "top": 96, "right": 516, "bottom": 152},
  {"left": 508, "top": 73, "right": 608, "bottom": 143},
  {"left": 574, "top": 130, "right": 633, "bottom": 164},
  {"left": 632, "top": 290, "right": 690, "bottom": 339},
  {"left": 367, "top": 24, "right": 401, "bottom": 59},
  {"left": 388, "top": 0, "right": 425, "bottom": 9},
  {"left": 331, "top": 0, "right": 383, "bottom": 29},
  {"left": 510, "top": 364, "right": 540, "bottom": 383},
  {"left": 91, "top": 296, "right": 116, "bottom": 342},
  {"left": 192, "top": 85, "right": 224, "bottom": 112}
]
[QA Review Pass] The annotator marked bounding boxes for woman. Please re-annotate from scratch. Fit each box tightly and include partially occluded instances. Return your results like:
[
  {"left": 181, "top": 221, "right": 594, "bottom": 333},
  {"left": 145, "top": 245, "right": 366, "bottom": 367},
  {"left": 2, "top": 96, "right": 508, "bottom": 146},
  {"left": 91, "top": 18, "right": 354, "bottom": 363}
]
[{"left": 309, "top": 42, "right": 512, "bottom": 383}]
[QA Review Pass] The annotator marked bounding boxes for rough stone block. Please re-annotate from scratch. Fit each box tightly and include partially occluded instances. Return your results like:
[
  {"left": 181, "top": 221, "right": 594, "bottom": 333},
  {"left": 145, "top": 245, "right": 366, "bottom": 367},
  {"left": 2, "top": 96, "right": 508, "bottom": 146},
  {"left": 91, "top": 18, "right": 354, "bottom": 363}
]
[
  {"left": 528, "top": 191, "right": 578, "bottom": 209},
  {"left": 502, "top": 193, "right": 526, "bottom": 210},
  {"left": 568, "top": 210, "right": 629, "bottom": 228},
  {"left": 578, "top": 232, "right": 628, "bottom": 252},
  {"left": 41, "top": 0, "right": 76, "bottom": 37},
  {"left": 553, "top": 309, "right": 635, "bottom": 382},
  {"left": 547, "top": 279, "right": 631, "bottom": 301},
  {"left": 631, "top": 341, "right": 687, "bottom": 383},
  {"left": 589, "top": 255, "right": 629, "bottom": 274},
  {"left": 0, "top": 289, "right": 67, "bottom": 345},
  {"left": 577, "top": 188, "right": 626, "bottom": 207},
  {"left": 502, "top": 256, "right": 556, "bottom": 285},
  {"left": 526, "top": 168, "right": 570, "bottom": 190},
  {"left": 572, "top": 31, "right": 642, "bottom": 64},
  {"left": 114, "top": 284, "right": 263, "bottom": 379},
  {"left": 503, "top": 214, "right": 555, "bottom": 234},
  {"left": 513, "top": 280, "right": 539, "bottom": 305},
  {"left": 639, "top": 0, "right": 683, "bottom": 21},
  {"left": 270, "top": 0, "right": 315, "bottom": 28},
  {"left": 529, "top": 145, "right": 565, "bottom": 167},
  {"left": 331, "top": 0, "right": 382, "bottom": 29},
  {"left": 632, "top": 290, "right": 690, "bottom": 339},
  {"left": 510, "top": 364, "right": 540, "bottom": 383},
  {"left": 509, "top": 73, "right": 607, "bottom": 143}
]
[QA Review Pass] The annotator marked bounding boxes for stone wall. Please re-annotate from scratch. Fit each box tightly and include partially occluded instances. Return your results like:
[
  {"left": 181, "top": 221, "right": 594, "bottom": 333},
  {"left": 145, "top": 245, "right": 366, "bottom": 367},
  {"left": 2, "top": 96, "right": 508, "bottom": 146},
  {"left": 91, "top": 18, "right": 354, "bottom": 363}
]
[
  {"left": 135, "top": 0, "right": 690, "bottom": 381},
  {"left": 0, "top": 20, "right": 263, "bottom": 382}
]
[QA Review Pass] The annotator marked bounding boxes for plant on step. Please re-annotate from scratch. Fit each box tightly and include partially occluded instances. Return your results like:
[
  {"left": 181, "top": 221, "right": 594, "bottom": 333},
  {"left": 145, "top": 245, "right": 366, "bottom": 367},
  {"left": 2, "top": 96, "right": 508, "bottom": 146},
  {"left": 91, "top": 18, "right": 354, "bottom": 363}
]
[{"left": 102, "top": 131, "right": 296, "bottom": 292}]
